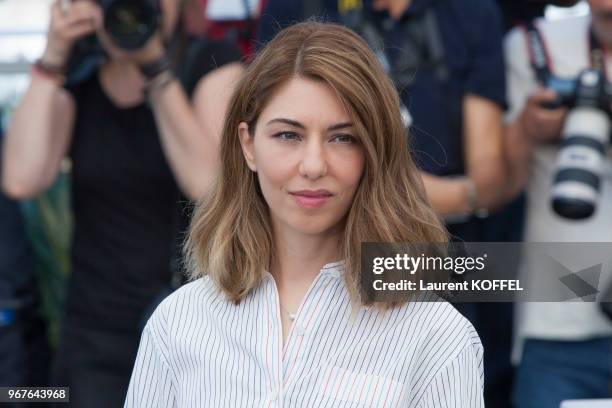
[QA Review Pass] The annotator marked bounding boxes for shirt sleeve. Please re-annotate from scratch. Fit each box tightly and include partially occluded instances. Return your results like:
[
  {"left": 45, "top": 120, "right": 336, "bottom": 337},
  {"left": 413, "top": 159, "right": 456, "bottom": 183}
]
[
  {"left": 415, "top": 343, "right": 485, "bottom": 408},
  {"left": 462, "top": 0, "right": 507, "bottom": 109},
  {"left": 503, "top": 26, "right": 539, "bottom": 123},
  {"left": 124, "top": 324, "right": 177, "bottom": 408}
]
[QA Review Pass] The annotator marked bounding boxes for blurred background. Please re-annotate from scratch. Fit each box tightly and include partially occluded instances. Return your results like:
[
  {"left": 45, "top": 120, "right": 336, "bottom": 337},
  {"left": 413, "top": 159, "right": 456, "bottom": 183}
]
[{"left": 1, "top": 1, "right": 610, "bottom": 408}]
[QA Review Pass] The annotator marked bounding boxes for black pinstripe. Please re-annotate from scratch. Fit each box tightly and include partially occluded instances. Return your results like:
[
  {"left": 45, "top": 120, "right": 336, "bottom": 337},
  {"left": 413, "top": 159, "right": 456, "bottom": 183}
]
[{"left": 124, "top": 262, "right": 484, "bottom": 407}]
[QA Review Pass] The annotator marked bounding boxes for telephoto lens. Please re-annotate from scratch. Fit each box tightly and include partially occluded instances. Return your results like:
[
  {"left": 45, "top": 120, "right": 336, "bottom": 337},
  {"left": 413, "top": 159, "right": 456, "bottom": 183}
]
[
  {"left": 100, "top": 0, "right": 159, "bottom": 50},
  {"left": 551, "top": 69, "right": 610, "bottom": 220}
]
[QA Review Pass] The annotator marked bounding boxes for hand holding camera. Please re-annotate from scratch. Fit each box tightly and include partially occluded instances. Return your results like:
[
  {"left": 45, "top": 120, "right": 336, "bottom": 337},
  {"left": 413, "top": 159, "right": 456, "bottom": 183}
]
[
  {"left": 519, "top": 88, "right": 568, "bottom": 144},
  {"left": 42, "top": 0, "right": 166, "bottom": 70},
  {"left": 540, "top": 69, "right": 612, "bottom": 220},
  {"left": 42, "top": 0, "right": 103, "bottom": 69},
  {"left": 100, "top": 0, "right": 161, "bottom": 51}
]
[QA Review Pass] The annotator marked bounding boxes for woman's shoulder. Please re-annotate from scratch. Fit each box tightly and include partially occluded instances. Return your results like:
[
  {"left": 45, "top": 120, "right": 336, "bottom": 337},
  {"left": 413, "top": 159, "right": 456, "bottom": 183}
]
[
  {"left": 145, "top": 276, "right": 223, "bottom": 330},
  {"left": 392, "top": 300, "right": 484, "bottom": 405},
  {"left": 371, "top": 299, "right": 484, "bottom": 404},
  {"left": 165, "top": 275, "right": 220, "bottom": 304},
  {"left": 392, "top": 298, "right": 482, "bottom": 362}
]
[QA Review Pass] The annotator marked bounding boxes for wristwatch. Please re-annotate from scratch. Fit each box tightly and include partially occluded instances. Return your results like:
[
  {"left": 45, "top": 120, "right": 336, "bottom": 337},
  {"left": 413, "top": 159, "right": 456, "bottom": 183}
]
[
  {"left": 139, "top": 54, "right": 171, "bottom": 80},
  {"left": 444, "top": 177, "right": 489, "bottom": 225},
  {"left": 465, "top": 178, "right": 489, "bottom": 219}
]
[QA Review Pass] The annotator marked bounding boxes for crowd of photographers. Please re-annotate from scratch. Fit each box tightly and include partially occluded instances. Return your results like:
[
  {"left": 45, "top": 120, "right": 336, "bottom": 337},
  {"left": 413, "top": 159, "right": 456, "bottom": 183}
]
[{"left": 1, "top": 0, "right": 611, "bottom": 407}]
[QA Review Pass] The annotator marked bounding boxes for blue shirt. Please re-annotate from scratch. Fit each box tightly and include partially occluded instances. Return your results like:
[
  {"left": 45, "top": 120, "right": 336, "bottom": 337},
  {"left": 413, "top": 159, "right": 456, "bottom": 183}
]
[{"left": 258, "top": 0, "right": 506, "bottom": 176}]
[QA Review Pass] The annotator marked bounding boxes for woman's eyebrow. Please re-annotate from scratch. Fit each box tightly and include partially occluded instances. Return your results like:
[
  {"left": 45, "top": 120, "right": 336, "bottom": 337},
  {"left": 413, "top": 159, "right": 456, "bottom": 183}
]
[
  {"left": 266, "top": 118, "right": 353, "bottom": 131},
  {"left": 327, "top": 122, "right": 353, "bottom": 131},
  {"left": 266, "top": 118, "right": 305, "bottom": 129}
]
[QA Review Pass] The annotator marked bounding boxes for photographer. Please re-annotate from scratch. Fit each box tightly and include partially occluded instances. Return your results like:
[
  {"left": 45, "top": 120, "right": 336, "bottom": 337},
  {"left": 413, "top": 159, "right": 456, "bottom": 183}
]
[
  {"left": 1, "top": 0, "right": 243, "bottom": 406},
  {"left": 504, "top": 1, "right": 612, "bottom": 405}
]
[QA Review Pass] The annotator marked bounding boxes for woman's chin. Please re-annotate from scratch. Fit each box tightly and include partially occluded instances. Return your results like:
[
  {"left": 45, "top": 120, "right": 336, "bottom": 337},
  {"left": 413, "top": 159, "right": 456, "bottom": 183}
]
[{"left": 285, "top": 218, "right": 344, "bottom": 237}]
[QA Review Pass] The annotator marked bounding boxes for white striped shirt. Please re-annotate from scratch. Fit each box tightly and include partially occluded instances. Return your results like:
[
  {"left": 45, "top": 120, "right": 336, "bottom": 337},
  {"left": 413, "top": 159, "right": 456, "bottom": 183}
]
[{"left": 124, "top": 261, "right": 484, "bottom": 407}]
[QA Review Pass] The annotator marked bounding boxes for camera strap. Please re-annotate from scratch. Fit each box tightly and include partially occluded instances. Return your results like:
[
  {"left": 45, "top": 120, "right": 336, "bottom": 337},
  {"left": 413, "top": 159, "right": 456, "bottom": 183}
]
[
  {"left": 589, "top": 26, "right": 608, "bottom": 79},
  {"left": 522, "top": 21, "right": 554, "bottom": 84},
  {"left": 524, "top": 20, "right": 608, "bottom": 84}
]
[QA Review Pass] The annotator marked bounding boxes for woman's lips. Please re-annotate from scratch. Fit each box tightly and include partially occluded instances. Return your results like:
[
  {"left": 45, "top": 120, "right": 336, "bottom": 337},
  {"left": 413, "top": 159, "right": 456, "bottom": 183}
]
[{"left": 289, "top": 190, "right": 333, "bottom": 209}]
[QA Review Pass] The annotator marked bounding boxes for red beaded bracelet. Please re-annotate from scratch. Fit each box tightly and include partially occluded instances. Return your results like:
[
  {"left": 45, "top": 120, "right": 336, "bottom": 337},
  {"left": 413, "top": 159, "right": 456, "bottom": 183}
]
[{"left": 31, "top": 59, "right": 65, "bottom": 85}]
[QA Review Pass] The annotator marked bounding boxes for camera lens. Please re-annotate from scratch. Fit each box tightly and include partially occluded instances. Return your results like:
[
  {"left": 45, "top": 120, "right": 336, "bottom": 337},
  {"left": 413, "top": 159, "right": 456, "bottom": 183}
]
[
  {"left": 551, "top": 107, "right": 608, "bottom": 220},
  {"left": 103, "top": 0, "right": 158, "bottom": 50}
]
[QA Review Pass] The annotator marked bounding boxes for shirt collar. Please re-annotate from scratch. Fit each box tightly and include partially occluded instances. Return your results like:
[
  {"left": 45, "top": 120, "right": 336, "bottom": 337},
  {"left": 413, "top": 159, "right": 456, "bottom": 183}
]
[
  {"left": 263, "top": 260, "right": 346, "bottom": 280},
  {"left": 320, "top": 260, "right": 345, "bottom": 278}
]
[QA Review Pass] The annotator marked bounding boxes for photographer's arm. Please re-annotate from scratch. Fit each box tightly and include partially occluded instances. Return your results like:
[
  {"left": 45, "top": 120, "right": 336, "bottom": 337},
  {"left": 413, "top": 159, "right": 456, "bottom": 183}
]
[
  {"left": 420, "top": 96, "right": 506, "bottom": 217},
  {"left": 420, "top": 173, "right": 472, "bottom": 217},
  {"left": 419, "top": 2, "right": 508, "bottom": 218},
  {"left": 2, "top": 78, "right": 75, "bottom": 199},
  {"left": 146, "top": 62, "right": 244, "bottom": 202},
  {"left": 463, "top": 94, "right": 507, "bottom": 211},
  {"left": 503, "top": 112, "right": 532, "bottom": 202},
  {"left": 1, "top": 0, "right": 100, "bottom": 199},
  {"left": 503, "top": 91, "right": 567, "bottom": 201}
]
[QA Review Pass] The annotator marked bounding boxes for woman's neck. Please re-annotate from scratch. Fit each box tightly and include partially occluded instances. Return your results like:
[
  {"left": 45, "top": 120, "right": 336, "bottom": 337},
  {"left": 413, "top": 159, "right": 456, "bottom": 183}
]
[
  {"left": 270, "top": 225, "right": 342, "bottom": 293},
  {"left": 99, "top": 60, "right": 146, "bottom": 107}
]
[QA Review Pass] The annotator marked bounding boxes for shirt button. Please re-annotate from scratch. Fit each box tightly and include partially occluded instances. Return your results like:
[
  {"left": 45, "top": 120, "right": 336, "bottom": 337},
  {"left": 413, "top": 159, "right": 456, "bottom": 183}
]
[{"left": 295, "top": 325, "right": 307, "bottom": 336}]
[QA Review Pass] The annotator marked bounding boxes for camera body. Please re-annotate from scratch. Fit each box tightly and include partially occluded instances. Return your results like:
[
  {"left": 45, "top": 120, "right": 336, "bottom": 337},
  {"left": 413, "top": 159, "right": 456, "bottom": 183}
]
[
  {"left": 546, "top": 69, "right": 612, "bottom": 219},
  {"left": 99, "top": 0, "right": 159, "bottom": 50}
]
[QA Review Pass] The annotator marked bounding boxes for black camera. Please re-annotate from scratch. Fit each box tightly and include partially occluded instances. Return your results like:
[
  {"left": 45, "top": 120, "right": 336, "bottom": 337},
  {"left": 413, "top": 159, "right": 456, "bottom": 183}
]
[
  {"left": 99, "top": 0, "right": 159, "bottom": 50},
  {"left": 545, "top": 69, "right": 612, "bottom": 219}
]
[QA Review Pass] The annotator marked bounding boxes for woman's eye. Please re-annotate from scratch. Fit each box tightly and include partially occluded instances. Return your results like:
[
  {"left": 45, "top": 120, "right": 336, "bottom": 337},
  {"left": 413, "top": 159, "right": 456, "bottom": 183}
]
[
  {"left": 331, "top": 134, "right": 358, "bottom": 144},
  {"left": 273, "top": 132, "right": 300, "bottom": 141}
]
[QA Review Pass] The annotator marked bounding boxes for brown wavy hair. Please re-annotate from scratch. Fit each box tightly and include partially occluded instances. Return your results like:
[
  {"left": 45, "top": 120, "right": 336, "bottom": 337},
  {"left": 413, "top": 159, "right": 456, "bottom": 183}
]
[{"left": 184, "top": 21, "right": 447, "bottom": 307}]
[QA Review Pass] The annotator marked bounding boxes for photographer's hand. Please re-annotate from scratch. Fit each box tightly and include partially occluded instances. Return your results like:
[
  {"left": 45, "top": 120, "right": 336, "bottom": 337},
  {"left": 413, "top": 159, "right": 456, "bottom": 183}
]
[
  {"left": 42, "top": 0, "right": 103, "bottom": 68},
  {"left": 501, "top": 88, "right": 568, "bottom": 203},
  {"left": 519, "top": 88, "right": 568, "bottom": 144}
]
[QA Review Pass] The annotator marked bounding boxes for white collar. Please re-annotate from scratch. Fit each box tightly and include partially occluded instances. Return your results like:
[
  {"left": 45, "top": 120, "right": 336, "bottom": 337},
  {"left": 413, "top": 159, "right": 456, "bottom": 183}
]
[
  {"left": 263, "top": 260, "right": 346, "bottom": 280},
  {"left": 320, "top": 260, "right": 345, "bottom": 278}
]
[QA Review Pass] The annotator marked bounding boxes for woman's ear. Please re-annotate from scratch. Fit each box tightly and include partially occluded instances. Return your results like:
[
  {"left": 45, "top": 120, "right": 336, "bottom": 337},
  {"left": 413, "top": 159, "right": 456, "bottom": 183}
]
[{"left": 238, "top": 122, "right": 257, "bottom": 172}]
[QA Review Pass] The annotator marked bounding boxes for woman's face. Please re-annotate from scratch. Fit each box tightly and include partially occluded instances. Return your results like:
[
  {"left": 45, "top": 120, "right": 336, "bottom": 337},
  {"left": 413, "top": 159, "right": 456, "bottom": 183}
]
[{"left": 239, "top": 77, "right": 366, "bottom": 238}]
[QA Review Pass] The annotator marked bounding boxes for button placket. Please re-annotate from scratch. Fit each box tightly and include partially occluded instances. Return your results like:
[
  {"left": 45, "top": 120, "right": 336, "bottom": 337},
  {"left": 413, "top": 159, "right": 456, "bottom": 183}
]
[
  {"left": 282, "top": 276, "right": 336, "bottom": 395},
  {"left": 265, "top": 264, "right": 344, "bottom": 405},
  {"left": 265, "top": 273, "right": 284, "bottom": 408},
  {"left": 295, "top": 324, "right": 307, "bottom": 337}
]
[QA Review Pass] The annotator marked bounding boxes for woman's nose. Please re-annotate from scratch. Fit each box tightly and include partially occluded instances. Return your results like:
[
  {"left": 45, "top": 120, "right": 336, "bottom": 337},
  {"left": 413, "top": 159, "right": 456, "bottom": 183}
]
[{"left": 298, "top": 137, "right": 328, "bottom": 180}]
